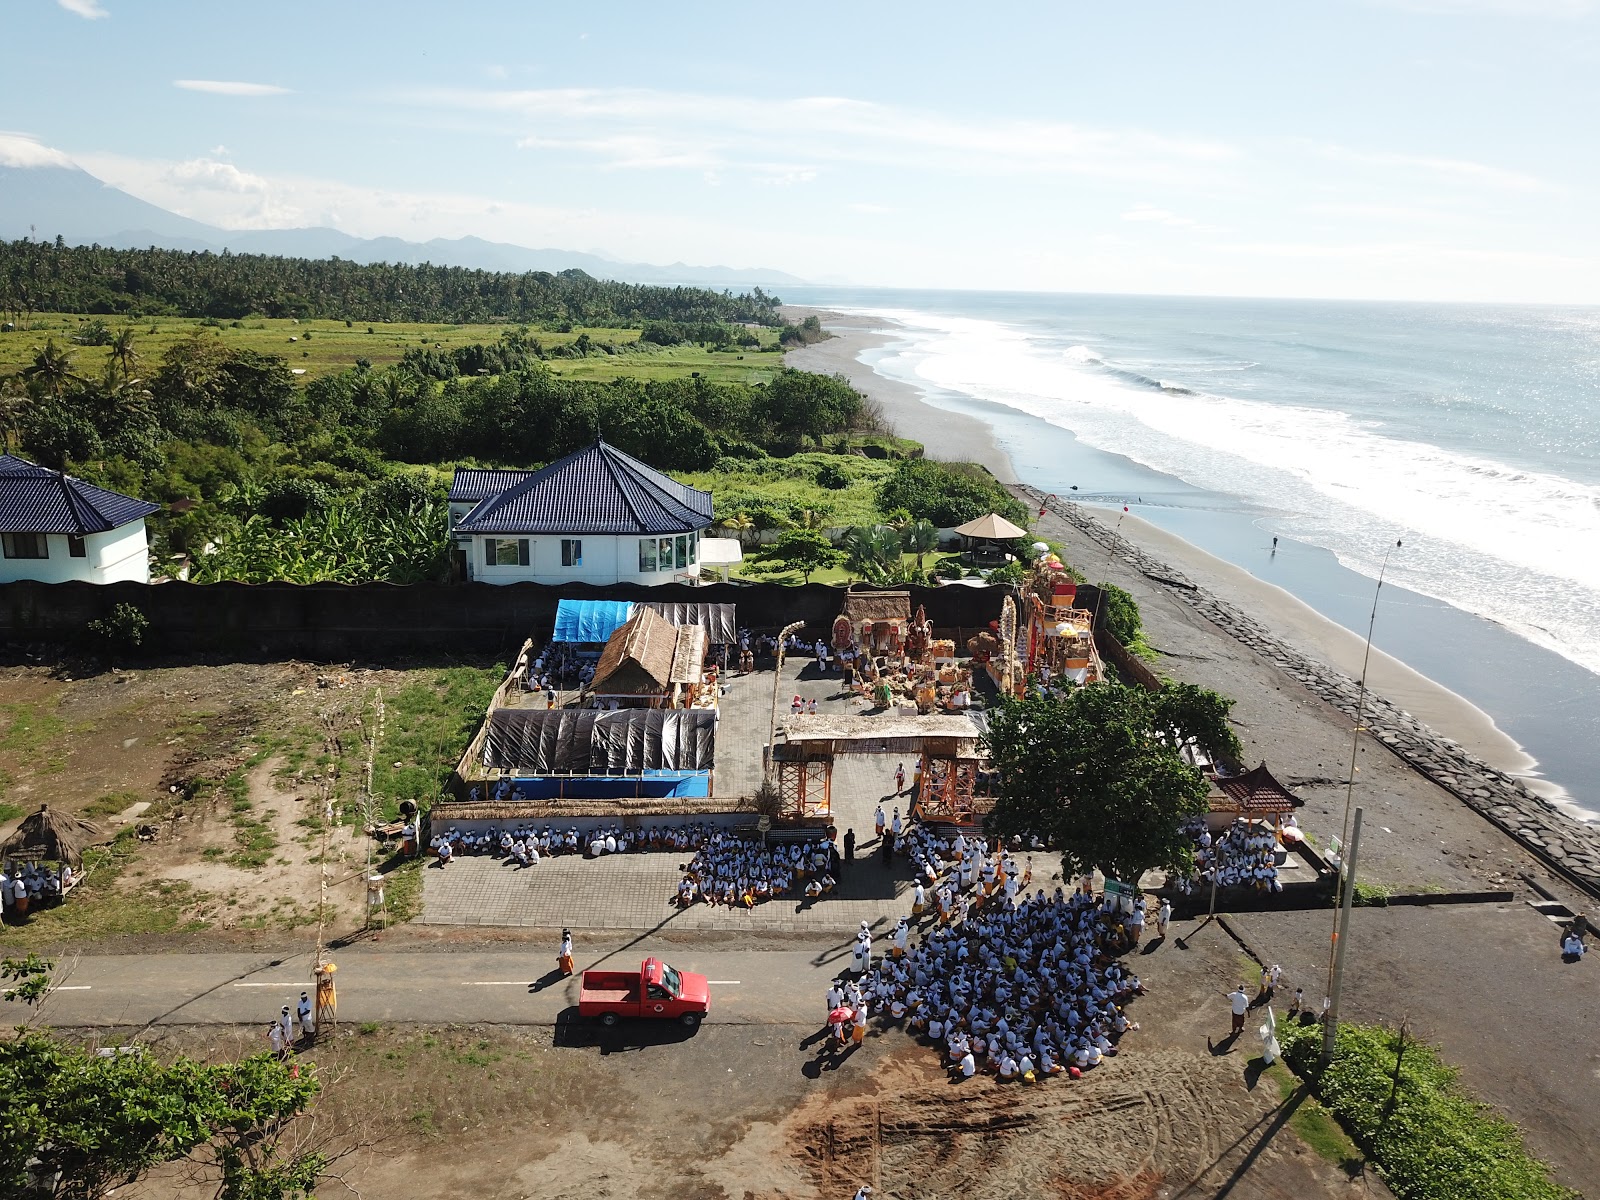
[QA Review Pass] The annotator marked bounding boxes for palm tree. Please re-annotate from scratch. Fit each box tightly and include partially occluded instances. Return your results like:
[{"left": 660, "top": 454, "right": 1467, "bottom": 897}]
[
  {"left": 109, "top": 326, "right": 140, "bottom": 380},
  {"left": 22, "top": 338, "right": 84, "bottom": 399},
  {"left": 842, "top": 524, "right": 905, "bottom": 583},
  {"left": 718, "top": 512, "right": 756, "bottom": 549},
  {"left": 900, "top": 518, "right": 939, "bottom": 574}
]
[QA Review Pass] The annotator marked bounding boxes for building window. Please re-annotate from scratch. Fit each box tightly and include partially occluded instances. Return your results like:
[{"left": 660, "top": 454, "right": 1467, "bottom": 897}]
[
  {"left": 485, "top": 538, "right": 529, "bottom": 567},
  {"left": 561, "top": 539, "right": 582, "bottom": 568},
  {"left": 639, "top": 538, "right": 657, "bottom": 572},
  {"left": 68, "top": 534, "right": 87, "bottom": 558},
  {"left": 674, "top": 535, "right": 687, "bottom": 570},
  {"left": 688, "top": 534, "right": 697, "bottom": 566},
  {"left": 659, "top": 537, "right": 673, "bottom": 571},
  {"left": 2, "top": 532, "right": 48, "bottom": 560}
]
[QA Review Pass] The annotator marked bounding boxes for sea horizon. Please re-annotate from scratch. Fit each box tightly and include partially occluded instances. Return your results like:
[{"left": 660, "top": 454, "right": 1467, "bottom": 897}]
[{"left": 782, "top": 284, "right": 1600, "bottom": 818}]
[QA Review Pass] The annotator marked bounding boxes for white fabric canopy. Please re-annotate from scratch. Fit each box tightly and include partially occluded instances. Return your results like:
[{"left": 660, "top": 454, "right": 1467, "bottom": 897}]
[{"left": 952, "top": 513, "right": 1027, "bottom": 540}]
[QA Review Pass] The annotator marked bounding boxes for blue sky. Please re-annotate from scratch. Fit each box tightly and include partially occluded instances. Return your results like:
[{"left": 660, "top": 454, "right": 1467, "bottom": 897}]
[{"left": 5, "top": 0, "right": 1600, "bottom": 301}]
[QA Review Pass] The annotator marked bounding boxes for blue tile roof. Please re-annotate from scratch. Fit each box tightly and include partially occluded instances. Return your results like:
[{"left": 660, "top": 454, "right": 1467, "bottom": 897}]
[
  {"left": 448, "top": 467, "right": 538, "bottom": 503},
  {"left": 0, "top": 454, "right": 161, "bottom": 535},
  {"left": 454, "top": 441, "right": 713, "bottom": 536}
]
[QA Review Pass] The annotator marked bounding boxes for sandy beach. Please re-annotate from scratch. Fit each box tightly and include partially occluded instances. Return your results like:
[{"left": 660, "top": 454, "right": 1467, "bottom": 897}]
[{"left": 786, "top": 310, "right": 1541, "bottom": 785}]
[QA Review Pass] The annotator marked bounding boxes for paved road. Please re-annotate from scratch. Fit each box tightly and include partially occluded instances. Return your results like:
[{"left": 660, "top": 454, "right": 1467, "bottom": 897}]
[{"left": 36, "top": 937, "right": 873, "bottom": 1029}]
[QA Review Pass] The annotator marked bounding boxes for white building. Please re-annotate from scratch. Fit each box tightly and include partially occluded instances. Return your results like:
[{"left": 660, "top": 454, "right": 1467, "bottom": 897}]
[
  {"left": 450, "top": 440, "right": 733, "bottom": 586},
  {"left": 0, "top": 454, "right": 159, "bottom": 584}
]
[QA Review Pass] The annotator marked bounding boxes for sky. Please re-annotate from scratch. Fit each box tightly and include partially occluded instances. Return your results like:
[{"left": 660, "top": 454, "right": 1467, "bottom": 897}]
[{"left": 4, "top": 0, "right": 1600, "bottom": 301}]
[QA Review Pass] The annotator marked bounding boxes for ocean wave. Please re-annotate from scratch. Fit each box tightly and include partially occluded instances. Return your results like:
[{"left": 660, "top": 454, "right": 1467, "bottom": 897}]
[{"left": 853, "top": 306, "right": 1600, "bottom": 679}]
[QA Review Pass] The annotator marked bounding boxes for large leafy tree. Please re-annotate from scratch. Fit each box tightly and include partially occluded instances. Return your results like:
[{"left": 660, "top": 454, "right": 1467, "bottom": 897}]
[
  {"left": 983, "top": 683, "right": 1222, "bottom": 885},
  {"left": 754, "top": 528, "right": 845, "bottom": 583},
  {"left": 0, "top": 1032, "right": 323, "bottom": 1200}
]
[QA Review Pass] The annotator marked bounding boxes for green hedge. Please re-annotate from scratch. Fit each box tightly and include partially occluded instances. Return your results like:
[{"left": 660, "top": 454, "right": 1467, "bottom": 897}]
[{"left": 1280, "top": 1021, "right": 1572, "bottom": 1200}]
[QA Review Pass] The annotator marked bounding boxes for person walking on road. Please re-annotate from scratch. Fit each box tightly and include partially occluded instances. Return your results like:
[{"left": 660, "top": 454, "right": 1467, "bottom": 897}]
[
  {"left": 1156, "top": 898, "right": 1171, "bottom": 940},
  {"left": 880, "top": 828, "right": 896, "bottom": 866},
  {"left": 891, "top": 808, "right": 902, "bottom": 838},
  {"left": 895, "top": 763, "right": 906, "bottom": 794},
  {"left": 278, "top": 1005, "right": 294, "bottom": 1049},
  {"left": 874, "top": 804, "right": 886, "bottom": 839},
  {"left": 844, "top": 828, "right": 856, "bottom": 862},
  {"left": 558, "top": 929, "right": 575, "bottom": 976},
  {"left": 296, "top": 991, "right": 315, "bottom": 1042},
  {"left": 1227, "top": 984, "right": 1250, "bottom": 1036}
]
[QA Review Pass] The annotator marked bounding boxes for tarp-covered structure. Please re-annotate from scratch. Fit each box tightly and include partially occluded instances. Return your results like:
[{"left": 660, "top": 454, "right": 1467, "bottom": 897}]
[
  {"left": 480, "top": 709, "right": 716, "bottom": 798},
  {"left": 1, "top": 804, "right": 101, "bottom": 867},
  {"left": 639, "top": 602, "right": 737, "bottom": 645},
  {"left": 552, "top": 599, "right": 634, "bottom": 643}
]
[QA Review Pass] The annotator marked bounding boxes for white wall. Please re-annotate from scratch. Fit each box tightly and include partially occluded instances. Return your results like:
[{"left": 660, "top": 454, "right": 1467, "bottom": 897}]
[
  {"left": 0, "top": 521, "right": 150, "bottom": 584},
  {"left": 466, "top": 532, "right": 702, "bottom": 586}
]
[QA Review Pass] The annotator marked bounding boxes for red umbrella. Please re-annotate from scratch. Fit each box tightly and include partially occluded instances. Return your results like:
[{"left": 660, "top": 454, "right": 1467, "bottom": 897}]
[{"left": 828, "top": 1007, "right": 853, "bottom": 1026}]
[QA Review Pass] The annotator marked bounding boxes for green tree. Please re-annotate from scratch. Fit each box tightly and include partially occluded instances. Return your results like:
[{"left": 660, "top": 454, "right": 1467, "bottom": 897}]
[
  {"left": 756, "top": 528, "right": 845, "bottom": 583},
  {"left": 875, "top": 458, "right": 1029, "bottom": 528},
  {"left": 22, "top": 338, "right": 84, "bottom": 399},
  {"left": 841, "top": 524, "right": 905, "bottom": 583},
  {"left": 983, "top": 685, "right": 1213, "bottom": 886}
]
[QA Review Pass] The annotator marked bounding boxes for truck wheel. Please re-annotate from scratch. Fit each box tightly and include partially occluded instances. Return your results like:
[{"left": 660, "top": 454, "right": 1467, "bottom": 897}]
[
  {"left": 679, "top": 1011, "right": 702, "bottom": 1029},
  {"left": 600, "top": 1012, "right": 619, "bottom": 1028}
]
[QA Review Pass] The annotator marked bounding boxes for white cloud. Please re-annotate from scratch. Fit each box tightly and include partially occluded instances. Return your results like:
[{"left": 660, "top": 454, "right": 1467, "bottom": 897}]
[
  {"left": 1314, "top": 142, "right": 1553, "bottom": 192},
  {"left": 55, "top": 0, "right": 108, "bottom": 19},
  {"left": 429, "top": 86, "right": 1239, "bottom": 184},
  {"left": 0, "top": 131, "right": 75, "bottom": 169},
  {"left": 173, "top": 80, "right": 291, "bottom": 97},
  {"left": 1120, "top": 203, "right": 1221, "bottom": 232}
]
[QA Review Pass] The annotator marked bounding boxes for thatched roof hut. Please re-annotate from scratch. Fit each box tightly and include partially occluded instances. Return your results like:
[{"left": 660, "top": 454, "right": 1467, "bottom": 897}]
[
  {"left": 2, "top": 804, "right": 102, "bottom": 867},
  {"left": 590, "top": 606, "right": 680, "bottom": 696},
  {"left": 839, "top": 590, "right": 911, "bottom": 627}
]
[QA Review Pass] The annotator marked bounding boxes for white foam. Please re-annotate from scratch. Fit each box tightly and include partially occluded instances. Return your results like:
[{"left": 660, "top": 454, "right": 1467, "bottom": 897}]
[{"left": 850, "top": 306, "right": 1600, "bottom": 680}]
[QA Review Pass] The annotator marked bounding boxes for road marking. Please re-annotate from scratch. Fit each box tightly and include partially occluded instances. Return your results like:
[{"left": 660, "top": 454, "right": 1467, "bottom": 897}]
[
  {"left": 233, "top": 982, "right": 304, "bottom": 988},
  {"left": 708, "top": 980, "right": 742, "bottom": 985},
  {"left": 50, "top": 985, "right": 92, "bottom": 991},
  {"left": 463, "top": 981, "right": 531, "bottom": 986}
]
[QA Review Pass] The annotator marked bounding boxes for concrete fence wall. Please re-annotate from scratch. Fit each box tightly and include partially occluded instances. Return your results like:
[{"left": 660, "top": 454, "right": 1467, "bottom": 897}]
[{"left": 0, "top": 579, "right": 1010, "bottom": 659}]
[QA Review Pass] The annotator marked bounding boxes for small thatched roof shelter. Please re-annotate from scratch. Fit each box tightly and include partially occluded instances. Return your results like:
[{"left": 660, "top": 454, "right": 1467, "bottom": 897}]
[
  {"left": 590, "top": 606, "right": 680, "bottom": 695},
  {"left": 2, "top": 804, "right": 102, "bottom": 867},
  {"left": 839, "top": 590, "right": 911, "bottom": 627}
]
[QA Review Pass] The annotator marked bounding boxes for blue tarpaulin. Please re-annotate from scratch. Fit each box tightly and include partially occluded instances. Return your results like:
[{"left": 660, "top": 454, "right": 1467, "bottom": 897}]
[{"left": 552, "top": 599, "right": 634, "bottom": 643}]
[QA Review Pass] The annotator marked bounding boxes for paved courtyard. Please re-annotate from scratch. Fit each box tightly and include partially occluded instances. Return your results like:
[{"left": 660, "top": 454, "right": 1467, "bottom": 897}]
[{"left": 424, "top": 648, "right": 947, "bottom": 932}]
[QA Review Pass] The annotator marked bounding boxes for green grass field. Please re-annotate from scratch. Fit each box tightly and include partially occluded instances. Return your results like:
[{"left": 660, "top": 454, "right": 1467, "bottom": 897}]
[{"left": 0, "top": 313, "right": 786, "bottom": 385}]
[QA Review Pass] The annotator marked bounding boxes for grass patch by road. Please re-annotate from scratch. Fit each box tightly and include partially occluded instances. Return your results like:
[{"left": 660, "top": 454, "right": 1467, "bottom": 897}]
[
  {"left": 1281, "top": 1019, "right": 1573, "bottom": 1200},
  {"left": 0, "top": 829, "right": 208, "bottom": 948},
  {"left": 1264, "top": 1061, "right": 1364, "bottom": 1171},
  {"left": 369, "top": 665, "right": 504, "bottom": 821}
]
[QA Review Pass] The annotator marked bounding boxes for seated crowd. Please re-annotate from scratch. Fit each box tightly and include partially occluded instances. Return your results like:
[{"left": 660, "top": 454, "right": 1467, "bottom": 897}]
[
  {"left": 1, "top": 860, "right": 75, "bottom": 915},
  {"left": 865, "top": 884, "right": 1145, "bottom": 1082},
  {"left": 678, "top": 833, "right": 831, "bottom": 908},
  {"left": 1172, "top": 818, "right": 1283, "bottom": 895},
  {"left": 428, "top": 821, "right": 720, "bottom": 866}
]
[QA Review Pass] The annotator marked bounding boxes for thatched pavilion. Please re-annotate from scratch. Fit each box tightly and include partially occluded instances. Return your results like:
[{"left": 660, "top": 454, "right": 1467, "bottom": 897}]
[{"left": 2, "top": 804, "right": 101, "bottom": 867}]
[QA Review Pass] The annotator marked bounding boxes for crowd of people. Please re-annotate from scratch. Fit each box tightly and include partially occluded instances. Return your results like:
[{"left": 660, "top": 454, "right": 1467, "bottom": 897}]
[
  {"left": 1, "top": 860, "right": 74, "bottom": 917},
  {"left": 1172, "top": 818, "right": 1283, "bottom": 896},
  {"left": 854, "top": 884, "right": 1145, "bottom": 1082},
  {"left": 264, "top": 991, "right": 318, "bottom": 1060},
  {"left": 678, "top": 833, "right": 833, "bottom": 908},
  {"left": 429, "top": 821, "right": 723, "bottom": 866}
]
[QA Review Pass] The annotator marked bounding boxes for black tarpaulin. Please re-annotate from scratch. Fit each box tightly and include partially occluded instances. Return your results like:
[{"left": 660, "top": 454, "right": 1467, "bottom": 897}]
[
  {"left": 638, "top": 602, "right": 737, "bottom": 644},
  {"left": 482, "top": 709, "right": 716, "bottom": 775}
]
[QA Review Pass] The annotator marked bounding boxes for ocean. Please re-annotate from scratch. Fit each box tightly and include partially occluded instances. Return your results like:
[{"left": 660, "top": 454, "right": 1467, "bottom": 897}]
[{"left": 782, "top": 286, "right": 1600, "bottom": 814}]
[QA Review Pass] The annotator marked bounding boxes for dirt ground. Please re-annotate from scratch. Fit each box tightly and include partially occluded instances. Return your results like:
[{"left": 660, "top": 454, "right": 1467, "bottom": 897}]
[{"left": 0, "top": 658, "right": 493, "bottom": 948}]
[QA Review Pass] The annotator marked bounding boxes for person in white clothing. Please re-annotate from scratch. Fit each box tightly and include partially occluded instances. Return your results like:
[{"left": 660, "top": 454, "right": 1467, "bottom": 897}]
[{"left": 296, "top": 991, "right": 315, "bottom": 1040}]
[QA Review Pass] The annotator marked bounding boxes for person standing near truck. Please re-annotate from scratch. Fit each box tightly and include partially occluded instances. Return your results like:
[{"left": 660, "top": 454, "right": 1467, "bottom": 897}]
[{"left": 558, "top": 929, "right": 575, "bottom": 976}]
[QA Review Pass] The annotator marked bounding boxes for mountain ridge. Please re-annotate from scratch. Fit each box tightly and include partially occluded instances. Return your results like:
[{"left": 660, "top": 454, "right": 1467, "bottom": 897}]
[{"left": 0, "top": 163, "right": 805, "bottom": 288}]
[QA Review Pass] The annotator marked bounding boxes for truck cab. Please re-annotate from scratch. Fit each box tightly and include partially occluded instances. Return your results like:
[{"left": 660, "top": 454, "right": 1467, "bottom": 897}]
[{"left": 578, "top": 957, "right": 710, "bottom": 1028}]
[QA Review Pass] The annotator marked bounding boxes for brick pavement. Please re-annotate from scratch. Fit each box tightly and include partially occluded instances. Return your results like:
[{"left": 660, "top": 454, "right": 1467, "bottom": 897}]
[{"left": 424, "top": 650, "right": 926, "bottom": 933}]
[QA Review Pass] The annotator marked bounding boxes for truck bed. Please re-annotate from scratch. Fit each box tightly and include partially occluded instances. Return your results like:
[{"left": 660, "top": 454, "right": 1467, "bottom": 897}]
[{"left": 579, "top": 972, "right": 640, "bottom": 1007}]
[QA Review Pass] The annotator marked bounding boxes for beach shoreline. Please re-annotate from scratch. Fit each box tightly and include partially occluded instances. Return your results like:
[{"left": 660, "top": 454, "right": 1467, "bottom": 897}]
[{"left": 785, "top": 307, "right": 1566, "bottom": 805}]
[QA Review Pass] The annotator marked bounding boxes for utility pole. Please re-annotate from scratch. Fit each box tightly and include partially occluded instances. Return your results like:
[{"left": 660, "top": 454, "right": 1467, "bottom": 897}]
[{"left": 1322, "top": 805, "right": 1364, "bottom": 1066}]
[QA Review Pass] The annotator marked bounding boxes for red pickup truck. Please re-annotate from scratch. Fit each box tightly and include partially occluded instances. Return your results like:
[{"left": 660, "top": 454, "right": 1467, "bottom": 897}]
[{"left": 578, "top": 957, "right": 710, "bottom": 1028}]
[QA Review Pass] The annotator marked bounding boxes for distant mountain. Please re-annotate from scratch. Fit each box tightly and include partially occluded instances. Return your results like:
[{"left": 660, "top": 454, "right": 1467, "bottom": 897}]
[{"left": 0, "top": 162, "right": 806, "bottom": 288}]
